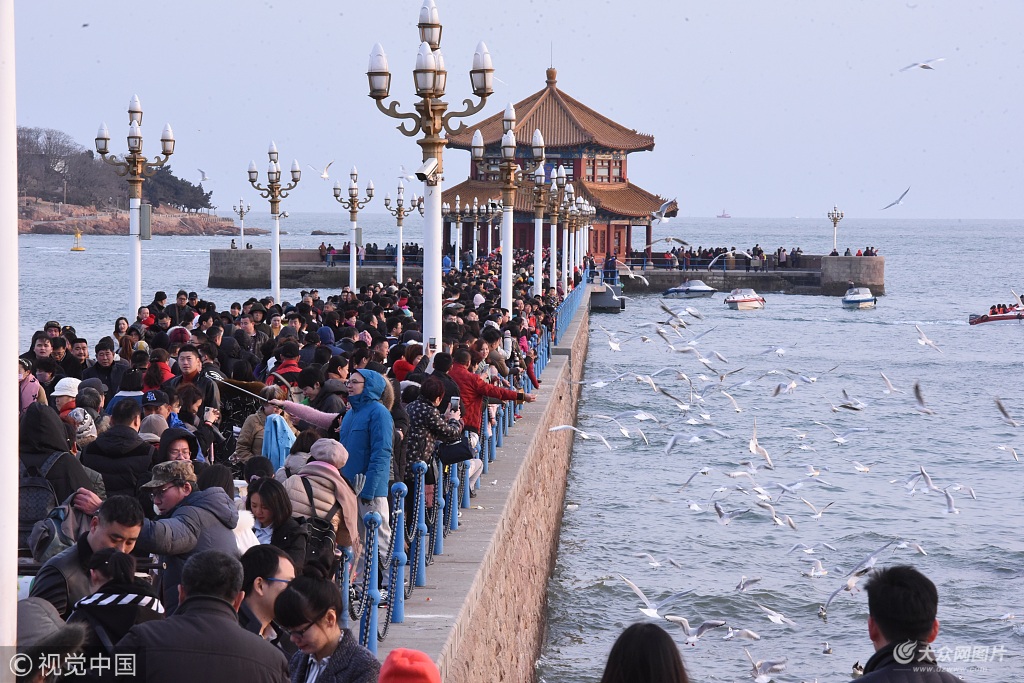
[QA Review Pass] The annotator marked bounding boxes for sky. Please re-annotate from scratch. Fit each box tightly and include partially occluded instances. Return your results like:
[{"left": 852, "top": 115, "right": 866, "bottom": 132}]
[{"left": 13, "top": 0, "right": 1024, "bottom": 219}]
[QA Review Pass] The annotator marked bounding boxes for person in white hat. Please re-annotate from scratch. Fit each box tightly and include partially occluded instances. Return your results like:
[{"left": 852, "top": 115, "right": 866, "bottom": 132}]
[{"left": 50, "top": 377, "right": 81, "bottom": 420}]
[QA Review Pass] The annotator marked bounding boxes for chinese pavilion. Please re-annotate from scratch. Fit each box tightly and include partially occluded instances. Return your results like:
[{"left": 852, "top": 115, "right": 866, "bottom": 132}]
[{"left": 443, "top": 68, "right": 673, "bottom": 262}]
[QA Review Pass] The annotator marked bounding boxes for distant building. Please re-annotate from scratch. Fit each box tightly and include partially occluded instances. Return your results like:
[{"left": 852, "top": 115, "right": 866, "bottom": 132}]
[{"left": 443, "top": 68, "right": 673, "bottom": 262}]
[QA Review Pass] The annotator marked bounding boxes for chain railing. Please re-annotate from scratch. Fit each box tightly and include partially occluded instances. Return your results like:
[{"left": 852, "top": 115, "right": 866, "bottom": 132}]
[{"left": 554, "top": 268, "right": 590, "bottom": 344}]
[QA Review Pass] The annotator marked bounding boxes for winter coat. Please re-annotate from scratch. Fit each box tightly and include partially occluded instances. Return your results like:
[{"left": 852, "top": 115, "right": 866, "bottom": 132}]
[
  {"left": 448, "top": 362, "right": 521, "bottom": 435},
  {"left": 67, "top": 580, "right": 164, "bottom": 651},
  {"left": 134, "top": 488, "right": 239, "bottom": 614},
  {"left": 858, "top": 641, "right": 964, "bottom": 683},
  {"left": 392, "top": 358, "right": 416, "bottom": 382},
  {"left": 263, "top": 414, "right": 297, "bottom": 471},
  {"left": 310, "top": 379, "right": 348, "bottom": 418},
  {"left": 274, "top": 452, "right": 311, "bottom": 483},
  {"left": 19, "top": 373, "right": 47, "bottom": 416},
  {"left": 234, "top": 410, "right": 297, "bottom": 462},
  {"left": 19, "top": 403, "right": 97, "bottom": 504},
  {"left": 287, "top": 629, "right": 379, "bottom": 683},
  {"left": 117, "top": 596, "right": 290, "bottom": 683},
  {"left": 143, "top": 361, "right": 175, "bottom": 392},
  {"left": 404, "top": 397, "right": 464, "bottom": 479},
  {"left": 163, "top": 372, "right": 221, "bottom": 411},
  {"left": 82, "top": 360, "right": 129, "bottom": 404},
  {"left": 338, "top": 370, "right": 394, "bottom": 499},
  {"left": 29, "top": 531, "right": 97, "bottom": 619},
  {"left": 429, "top": 369, "right": 461, "bottom": 409},
  {"left": 269, "top": 516, "right": 308, "bottom": 571},
  {"left": 284, "top": 462, "right": 359, "bottom": 552},
  {"left": 80, "top": 423, "right": 156, "bottom": 498}
]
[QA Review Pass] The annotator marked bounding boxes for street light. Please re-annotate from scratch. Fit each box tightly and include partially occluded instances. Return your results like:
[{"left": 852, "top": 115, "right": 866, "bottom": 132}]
[
  {"left": 247, "top": 141, "right": 300, "bottom": 303},
  {"left": 333, "top": 167, "right": 374, "bottom": 292},
  {"left": 95, "top": 94, "right": 175, "bottom": 316},
  {"left": 828, "top": 204, "right": 844, "bottom": 254},
  {"left": 472, "top": 106, "right": 544, "bottom": 312},
  {"left": 385, "top": 184, "right": 416, "bottom": 282},
  {"left": 232, "top": 198, "right": 252, "bottom": 242},
  {"left": 545, "top": 165, "right": 568, "bottom": 294},
  {"left": 367, "top": 0, "right": 494, "bottom": 350}
]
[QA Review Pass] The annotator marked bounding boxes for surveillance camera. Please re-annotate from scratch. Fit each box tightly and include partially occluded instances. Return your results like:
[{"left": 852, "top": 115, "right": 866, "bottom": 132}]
[{"left": 415, "top": 158, "right": 439, "bottom": 181}]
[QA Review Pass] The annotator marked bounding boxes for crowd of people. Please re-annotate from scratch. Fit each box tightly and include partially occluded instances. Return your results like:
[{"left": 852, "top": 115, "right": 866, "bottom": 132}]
[
  {"left": 15, "top": 247, "right": 569, "bottom": 681},
  {"left": 317, "top": 242, "right": 427, "bottom": 267}
]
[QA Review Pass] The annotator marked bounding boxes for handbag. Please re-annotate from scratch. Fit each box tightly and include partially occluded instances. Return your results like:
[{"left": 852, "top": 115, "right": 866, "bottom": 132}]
[{"left": 437, "top": 434, "right": 474, "bottom": 466}]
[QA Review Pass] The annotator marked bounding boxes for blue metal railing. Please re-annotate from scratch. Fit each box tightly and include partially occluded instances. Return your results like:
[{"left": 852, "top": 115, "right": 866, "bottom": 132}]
[{"left": 554, "top": 269, "right": 590, "bottom": 344}]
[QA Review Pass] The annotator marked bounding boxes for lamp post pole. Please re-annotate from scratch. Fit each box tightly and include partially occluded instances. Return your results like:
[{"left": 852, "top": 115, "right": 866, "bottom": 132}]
[
  {"left": 487, "top": 200, "right": 500, "bottom": 258},
  {"left": 367, "top": 0, "right": 494, "bottom": 350},
  {"left": 828, "top": 204, "right": 844, "bottom": 253},
  {"left": 333, "top": 167, "right": 374, "bottom": 292},
  {"left": 560, "top": 183, "right": 574, "bottom": 296},
  {"left": 247, "top": 141, "right": 301, "bottom": 304},
  {"left": 532, "top": 168, "right": 547, "bottom": 297},
  {"left": 384, "top": 184, "right": 415, "bottom": 282},
  {"left": 547, "top": 165, "right": 566, "bottom": 296},
  {"left": 471, "top": 200, "right": 481, "bottom": 264},
  {"left": 95, "top": 95, "right": 175, "bottom": 316},
  {"left": 442, "top": 195, "right": 462, "bottom": 274},
  {"left": 233, "top": 198, "right": 252, "bottom": 242}
]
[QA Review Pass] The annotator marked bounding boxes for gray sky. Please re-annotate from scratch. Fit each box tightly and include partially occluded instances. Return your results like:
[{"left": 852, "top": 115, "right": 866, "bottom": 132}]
[{"left": 14, "top": 0, "right": 1024, "bottom": 219}]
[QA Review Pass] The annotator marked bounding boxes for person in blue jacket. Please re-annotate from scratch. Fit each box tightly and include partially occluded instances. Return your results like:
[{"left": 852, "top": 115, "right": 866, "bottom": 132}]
[{"left": 337, "top": 369, "right": 394, "bottom": 587}]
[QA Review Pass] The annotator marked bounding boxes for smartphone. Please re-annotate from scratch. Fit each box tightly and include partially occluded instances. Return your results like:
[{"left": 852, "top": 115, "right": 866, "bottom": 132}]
[
  {"left": 450, "top": 396, "right": 460, "bottom": 411},
  {"left": 429, "top": 336, "right": 437, "bottom": 350},
  {"left": 203, "top": 407, "right": 217, "bottom": 422}
]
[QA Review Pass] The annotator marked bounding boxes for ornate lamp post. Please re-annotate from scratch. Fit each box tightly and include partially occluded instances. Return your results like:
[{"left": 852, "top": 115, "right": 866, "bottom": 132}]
[
  {"left": 472, "top": 107, "right": 545, "bottom": 313},
  {"left": 546, "top": 165, "right": 567, "bottom": 295},
  {"left": 467, "top": 196, "right": 479, "bottom": 266},
  {"left": 95, "top": 95, "right": 175, "bottom": 316},
  {"left": 531, "top": 167, "right": 547, "bottom": 297},
  {"left": 560, "top": 183, "right": 575, "bottom": 295},
  {"left": 828, "top": 204, "right": 844, "bottom": 253},
  {"left": 232, "top": 198, "right": 252, "bottom": 242},
  {"left": 367, "top": 0, "right": 494, "bottom": 349},
  {"left": 247, "top": 142, "right": 300, "bottom": 303},
  {"left": 333, "top": 167, "right": 374, "bottom": 292},
  {"left": 384, "top": 184, "right": 415, "bottom": 282}
]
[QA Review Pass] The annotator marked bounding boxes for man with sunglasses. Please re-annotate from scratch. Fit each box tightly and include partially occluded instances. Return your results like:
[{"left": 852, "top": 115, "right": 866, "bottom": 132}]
[
  {"left": 135, "top": 461, "right": 239, "bottom": 614},
  {"left": 239, "top": 545, "right": 298, "bottom": 657}
]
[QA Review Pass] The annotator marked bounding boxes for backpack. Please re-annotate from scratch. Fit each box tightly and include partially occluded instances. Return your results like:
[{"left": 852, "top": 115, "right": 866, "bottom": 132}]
[
  {"left": 270, "top": 372, "right": 305, "bottom": 405},
  {"left": 18, "top": 451, "right": 65, "bottom": 551},
  {"left": 300, "top": 477, "right": 341, "bottom": 570},
  {"left": 28, "top": 493, "right": 93, "bottom": 563}
]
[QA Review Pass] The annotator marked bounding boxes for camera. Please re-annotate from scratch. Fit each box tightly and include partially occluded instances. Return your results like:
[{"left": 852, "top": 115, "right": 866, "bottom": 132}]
[
  {"left": 450, "top": 396, "right": 460, "bottom": 411},
  {"left": 415, "top": 158, "right": 439, "bottom": 181}
]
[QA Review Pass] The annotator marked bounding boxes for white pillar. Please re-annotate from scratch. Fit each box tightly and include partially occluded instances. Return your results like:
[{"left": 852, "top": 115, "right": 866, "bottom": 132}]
[
  {"left": 349, "top": 219, "right": 358, "bottom": 292},
  {"left": 129, "top": 196, "right": 142, "bottom": 316},
  {"left": 487, "top": 219, "right": 493, "bottom": 256},
  {"left": 501, "top": 203, "right": 514, "bottom": 313},
  {"left": 560, "top": 221, "right": 568, "bottom": 295},
  {"left": 271, "top": 212, "right": 281, "bottom": 302},
  {"left": 549, "top": 219, "right": 557, "bottom": 294},
  {"left": 239, "top": 218, "right": 245, "bottom": 242},
  {"left": 422, "top": 182, "right": 442, "bottom": 352},
  {"left": 456, "top": 219, "right": 463, "bottom": 271},
  {"left": 568, "top": 225, "right": 576, "bottom": 287},
  {"left": 396, "top": 223, "right": 404, "bottom": 283},
  {"left": 1, "top": 0, "right": 19, "bottom": 647},
  {"left": 532, "top": 215, "right": 543, "bottom": 297},
  {"left": 472, "top": 220, "right": 479, "bottom": 264}
]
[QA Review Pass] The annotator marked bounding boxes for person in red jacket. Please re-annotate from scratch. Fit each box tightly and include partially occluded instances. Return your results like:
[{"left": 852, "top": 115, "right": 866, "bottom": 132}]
[{"left": 448, "top": 345, "right": 537, "bottom": 449}]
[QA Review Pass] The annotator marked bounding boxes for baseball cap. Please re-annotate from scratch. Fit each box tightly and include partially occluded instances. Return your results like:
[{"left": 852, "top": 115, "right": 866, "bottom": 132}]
[
  {"left": 141, "top": 460, "right": 197, "bottom": 489},
  {"left": 51, "top": 377, "right": 81, "bottom": 398},
  {"left": 44, "top": 320, "right": 61, "bottom": 331},
  {"left": 143, "top": 390, "right": 170, "bottom": 407}
]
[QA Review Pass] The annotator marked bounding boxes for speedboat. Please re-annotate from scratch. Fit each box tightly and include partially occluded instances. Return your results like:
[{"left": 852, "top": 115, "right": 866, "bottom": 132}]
[
  {"left": 662, "top": 279, "right": 717, "bottom": 298},
  {"left": 969, "top": 309, "right": 1024, "bottom": 325},
  {"left": 842, "top": 287, "right": 877, "bottom": 309},
  {"left": 724, "top": 288, "right": 765, "bottom": 310}
]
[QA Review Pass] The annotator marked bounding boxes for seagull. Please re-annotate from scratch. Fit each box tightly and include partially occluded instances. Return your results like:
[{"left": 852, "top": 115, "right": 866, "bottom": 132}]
[
  {"left": 720, "top": 390, "right": 743, "bottom": 413},
  {"left": 577, "top": 373, "right": 630, "bottom": 388},
  {"left": 736, "top": 576, "right": 762, "bottom": 592},
  {"left": 398, "top": 165, "right": 417, "bottom": 182},
  {"left": 880, "top": 372, "right": 905, "bottom": 395},
  {"left": 900, "top": 57, "right": 945, "bottom": 71},
  {"left": 677, "top": 467, "right": 712, "bottom": 490},
  {"left": 801, "top": 498, "right": 835, "bottom": 521},
  {"left": 663, "top": 616, "right": 727, "bottom": 645},
  {"left": 548, "top": 425, "right": 613, "bottom": 450},
  {"left": 813, "top": 422, "right": 869, "bottom": 445},
  {"left": 822, "top": 641, "right": 833, "bottom": 655},
  {"left": 644, "top": 236, "right": 689, "bottom": 249},
  {"left": 744, "top": 648, "right": 787, "bottom": 683},
  {"left": 997, "top": 445, "right": 1020, "bottom": 462},
  {"left": 197, "top": 168, "right": 210, "bottom": 182},
  {"left": 756, "top": 602, "right": 797, "bottom": 627},
  {"left": 665, "top": 428, "right": 730, "bottom": 454},
  {"left": 633, "top": 552, "right": 662, "bottom": 567},
  {"left": 651, "top": 197, "right": 677, "bottom": 224},
  {"left": 617, "top": 574, "right": 692, "bottom": 618},
  {"left": 844, "top": 459, "right": 875, "bottom": 473},
  {"left": 943, "top": 487, "right": 960, "bottom": 514},
  {"left": 714, "top": 501, "right": 749, "bottom": 526},
  {"left": 880, "top": 186, "right": 911, "bottom": 210},
  {"left": 994, "top": 397, "right": 1020, "bottom": 427},
  {"left": 788, "top": 542, "right": 837, "bottom": 555},
  {"left": 748, "top": 418, "right": 774, "bottom": 469},
  {"left": 846, "top": 539, "right": 897, "bottom": 576},
  {"left": 308, "top": 161, "right": 334, "bottom": 180},
  {"left": 824, "top": 574, "right": 866, "bottom": 613},
  {"left": 801, "top": 559, "right": 829, "bottom": 577},
  {"left": 914, "top": 325, "right": 942, "bottom": 353},
  {"left": 723, "top": 627, "right": 761, "bottom": 641},
  {"left": 913, "top": 381, "right": 935, "bottom": 415}
]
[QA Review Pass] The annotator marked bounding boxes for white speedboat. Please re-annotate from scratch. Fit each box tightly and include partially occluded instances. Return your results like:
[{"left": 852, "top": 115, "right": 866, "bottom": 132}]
[
  {"left": 724, "top": 288, "right": 765, "bottom": 310},
  {"left": 662, "top": 279, "right": 717, "bottom": 298},
  {"left": 842, "top": 287, "right": 877, "bottom": 309}
]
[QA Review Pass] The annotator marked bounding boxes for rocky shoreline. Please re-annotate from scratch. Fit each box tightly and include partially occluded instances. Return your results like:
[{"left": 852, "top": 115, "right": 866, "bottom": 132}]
[{"left": 17, "top": 200, "right": 268, "bottom": 236}]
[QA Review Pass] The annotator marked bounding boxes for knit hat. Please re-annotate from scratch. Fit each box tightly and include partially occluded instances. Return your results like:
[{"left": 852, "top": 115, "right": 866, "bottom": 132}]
[
  {"left": 168, "top": 327, "right": 191, "bottom": 345},
  {"left": 139, "top": 414, "right": 169, "bottom": 444},
  {"left": 309, "top": 438, "right": 349, "bottom": 469},
  {"left": 379, "top": 648, "right": 441, "bottom": 683},
  {"left": 51, "top": 377, "right": 81, "bottom": 399},
  {"left": 68, "top": 408, "right": 96, "bottom": 444}
]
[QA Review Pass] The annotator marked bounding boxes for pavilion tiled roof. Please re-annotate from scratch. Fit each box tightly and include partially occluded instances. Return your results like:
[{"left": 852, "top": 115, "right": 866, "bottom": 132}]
[
  {"left": 442, "top": 178, "right": 671, "bottom": 220},
  {"left": 447, "top": 68, "right": 655, "bottom": 153}
]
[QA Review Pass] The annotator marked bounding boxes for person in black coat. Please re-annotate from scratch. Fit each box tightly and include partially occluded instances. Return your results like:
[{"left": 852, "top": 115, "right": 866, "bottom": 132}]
[
  {"left": 19, "top": 402, "right": 97, "bottom": 505},
  {"left": 81, "top": 399, "right": 155, "bottom": 499},
  {"left": 246, "top": 477, "right": 307, "bottom": 572},
  {"left": 82, "top": 337, "right": 130, "bottom": 404},
  {"left": 116, "top": 550, "right": 289, "bottom": 683}
]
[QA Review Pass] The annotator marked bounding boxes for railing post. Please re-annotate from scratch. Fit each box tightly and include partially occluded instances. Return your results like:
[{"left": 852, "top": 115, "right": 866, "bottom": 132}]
[
  {"left": 411, "top": 461, "right": 428, "bottom": 585},
  {"left": 433, "top": 463, "right": 446, "bottom": 556},
  {"left": 460, "top": 460, "right": 471, "bottom": 509},
  {"left": 478, "top": 407, "right": 489, "bottom": 475},
  {"left": 339, "top": 546, "right": 353, "bottom": 631},
  {"left": 448, "top": 463, "right": 460, "bottom": 531},
  {"left": 389, "top": 482, "right": 407, "bottom": 623},
  {"left": 358, "top": 511, "right": 382, "bottom": 654},
  {"left": 496, "top": 405, "right": 505, "bottom": 447}
]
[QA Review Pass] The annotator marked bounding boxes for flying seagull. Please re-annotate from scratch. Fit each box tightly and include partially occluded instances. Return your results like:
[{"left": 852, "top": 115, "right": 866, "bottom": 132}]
[
  {"left": 197, "top": 168, "right": 210, "bottom": 182},
  {"left": 617, "top": 574, "right": 692, "bottom": 618},
  {"left": 881, "top": 186, "right": 910, "bottom": 210},
  {"left": 651, "top": 197, "right": 677, "bottom": 224},
  {"left": 308, "top": 161, "right": 334, "bottom": 180},
  {"left": 900, "top": 58, "right": 945, "bottom": 72}
]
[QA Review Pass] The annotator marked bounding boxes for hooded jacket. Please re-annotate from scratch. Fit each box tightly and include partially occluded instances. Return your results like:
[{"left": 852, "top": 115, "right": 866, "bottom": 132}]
[
  {"left": 67, "top": 580, "right": 165, "bottom": 650},
  {"left": 134, "top": 487, "right": 239, "bottom": 614},
  {"left": 80, "top": 424, "right": 156, "bottom": 498},
  {"left": 310, "top": 379, "right": 347, "bottom": 417},
  {"left": 448, "top": 362, "right": 521, "bottom": 435},
  {"left": 19, "top": 403, "right": 97, "bottom": 504},
  {"left": 338, "top": 370, "right": 394, "bottom": 499},
  {"left": 284, "top": 441, "right": 359, "bottom": 553}
]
